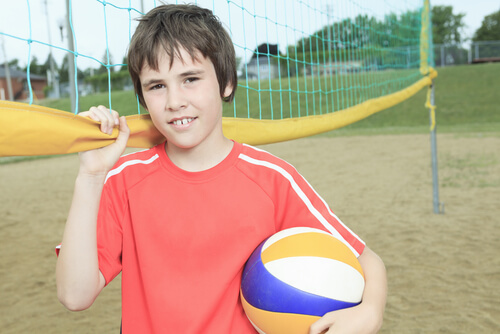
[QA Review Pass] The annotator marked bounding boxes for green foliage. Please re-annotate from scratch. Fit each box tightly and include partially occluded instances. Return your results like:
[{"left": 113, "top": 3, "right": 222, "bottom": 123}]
[
  {"left": 119, "top": 56, "right": 129, "bottom": 72},
  {"left": 431, "top": 6, "right": 466, "bottom": 44},
  {"left": 24, "top": 54, "right": 59, "bottom": 80},
  {"left": 283, "top": 10, "right": 421, "bottom": 76},
  {"left": 84, "top": 71, "right": 131, "bottom": 93},
  {"left": 473, "top": 10, "right": 500, "bottom": 42},
  {"left": 6, "top": 59, "right": 21, "bottom": 70},
  {"left": 58, "top": 55, "right": 85, "bottom": 82},
  {"left": 97, "top": 50, "right": 115, "bottom": 75},
  {"left": 294, "top": 10, "right": 421, "bottom": 55},
  {"left": 24, "top": 56, "right": 45, "bottom": 76}
]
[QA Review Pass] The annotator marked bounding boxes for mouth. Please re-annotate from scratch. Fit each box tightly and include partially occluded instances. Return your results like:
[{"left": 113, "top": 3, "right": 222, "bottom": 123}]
[{"left": 169, "top": 117, "right": 196, "bottom": 126}]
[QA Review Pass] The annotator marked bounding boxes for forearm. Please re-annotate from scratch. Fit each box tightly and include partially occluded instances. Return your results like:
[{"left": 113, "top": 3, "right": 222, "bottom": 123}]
[
  {"left": 358, "top": 246, "right": 387, "bottom": 331},
  {"left": 56, "top": 173, "right": 106, "bottom": 311}
]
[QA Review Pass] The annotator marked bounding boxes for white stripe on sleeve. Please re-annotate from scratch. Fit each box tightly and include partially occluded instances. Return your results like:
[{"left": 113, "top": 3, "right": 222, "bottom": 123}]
[
  {"left": 104, "top": 154, "right": 159, "bottom": 184},
  {"left": 238, "top": 153, "right": 363, "bottom": 256}
]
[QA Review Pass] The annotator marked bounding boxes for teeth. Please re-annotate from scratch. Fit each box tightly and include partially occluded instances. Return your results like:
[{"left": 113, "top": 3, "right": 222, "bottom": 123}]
[{"left": 173, "top": 118, "right": 193, "bottom": 125}]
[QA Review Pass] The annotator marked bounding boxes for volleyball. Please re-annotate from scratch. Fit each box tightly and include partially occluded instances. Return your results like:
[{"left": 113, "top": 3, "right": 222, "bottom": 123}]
[{"left": 240, "top": 227, "right": 365, "bottom": 334}]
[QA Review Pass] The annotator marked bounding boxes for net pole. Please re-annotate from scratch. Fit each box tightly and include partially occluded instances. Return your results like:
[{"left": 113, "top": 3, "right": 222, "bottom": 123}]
[
  {"left": 44, "top": 0, "right": 60, "bottom": 99},
  {"left": 65, "top": 0, "right": 78, "bottom": 113},
  {"left": 429, "top": 79, "right": 442, "bottom": 214}
]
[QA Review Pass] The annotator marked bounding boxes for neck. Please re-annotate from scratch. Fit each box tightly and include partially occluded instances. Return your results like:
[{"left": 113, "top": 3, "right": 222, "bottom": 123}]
[{"left": 165, "top": 137, "right": 234, "bottom": 172}]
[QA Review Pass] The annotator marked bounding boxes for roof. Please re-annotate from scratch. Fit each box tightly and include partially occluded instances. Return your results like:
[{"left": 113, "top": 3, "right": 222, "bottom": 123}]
[
  {"left": 251, "top": 43, "right": 280, "bottom": 60},
  {"left": 0, "top": 66, "right": 46, "bottom": 80}
]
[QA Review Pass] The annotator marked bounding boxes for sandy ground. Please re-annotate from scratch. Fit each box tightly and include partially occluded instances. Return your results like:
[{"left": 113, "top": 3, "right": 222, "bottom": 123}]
[{"left": 1, "top": 133, "right": 499, "bottom": 333}]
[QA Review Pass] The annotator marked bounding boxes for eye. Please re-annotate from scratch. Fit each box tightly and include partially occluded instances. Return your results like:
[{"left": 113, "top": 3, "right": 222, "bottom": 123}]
[
  {"left": 185, "top": 77, "right": 199, "bottom": 84},
  {"left": 150, "top": 84, "right": 164, "bottom": 90}
]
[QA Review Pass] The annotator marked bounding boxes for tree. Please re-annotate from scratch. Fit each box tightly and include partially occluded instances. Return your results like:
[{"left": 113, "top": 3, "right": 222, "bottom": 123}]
[
  {"left": 431, "top": 6, "right": 466, "bottom": 44},
  {"left": 119, "top": 55, "right": 128, "bottom": 72},
  {"left": 3, "top": 59, "right": 21, "bottom": 70},
  {"left": 294, "top": 10, "right": 421, "bottom": 54},
  {"left": 97, "top": 50, "right": 114, "bottom": 74},
  {"left": 24, "top": 56, "right": 46, "bottom": 76},
  {"left": 43, "top": 54, "right": 58, "bottom": 72},
  {"left": 473, "top": 10, "right": 500, "bottom": 41},
  {"left": 59, "top": 55, "right": 69, "bottom": 82},
  {"left": 58, "top": 55, "right": 84, "bottom": 83}
]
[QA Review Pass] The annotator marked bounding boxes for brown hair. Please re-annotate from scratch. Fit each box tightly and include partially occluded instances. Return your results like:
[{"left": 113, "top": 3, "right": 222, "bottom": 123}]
[{"left": 127, "top": 4, "right": 237, "bottom": 108}]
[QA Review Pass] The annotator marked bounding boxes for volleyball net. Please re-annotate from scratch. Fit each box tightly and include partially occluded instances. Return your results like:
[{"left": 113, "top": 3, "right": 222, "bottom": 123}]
[{"left": 0, "top": 0, "right": 436, "bottom": 156}]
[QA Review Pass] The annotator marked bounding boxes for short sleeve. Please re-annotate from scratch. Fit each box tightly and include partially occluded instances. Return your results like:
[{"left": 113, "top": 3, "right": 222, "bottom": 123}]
[{"left": 96, "top": 177, "right": 126, "bottom": 285}]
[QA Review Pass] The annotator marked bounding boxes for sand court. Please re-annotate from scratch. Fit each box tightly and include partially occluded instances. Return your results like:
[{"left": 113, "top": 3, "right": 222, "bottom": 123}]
[{"left": 1, "top": 133, "right": 499, "bottom": 333}]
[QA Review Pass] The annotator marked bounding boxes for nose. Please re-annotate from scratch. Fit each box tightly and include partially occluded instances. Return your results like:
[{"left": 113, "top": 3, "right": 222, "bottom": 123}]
[{"left": 166, "top": 87, "right": 187, "bottom": 111}]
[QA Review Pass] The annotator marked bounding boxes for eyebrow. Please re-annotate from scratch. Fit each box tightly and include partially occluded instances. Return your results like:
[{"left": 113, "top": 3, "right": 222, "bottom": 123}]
[
  {"left": 179, "top": 69, "right": 204, "bottom": 78},
  {"left": 141, "top": 70, "right": 205, "bottom": 88}
]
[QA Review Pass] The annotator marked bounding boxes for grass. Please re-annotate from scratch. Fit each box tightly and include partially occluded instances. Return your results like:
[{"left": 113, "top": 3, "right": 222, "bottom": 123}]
[
  {"left": 324, "top": 62, "right": 500, "bottom": 136},
  {"left": 41, "top": 62, "right": 500, "bottom": 136},
  {"left": 43, "top": 90, "right": 146, "bottom": 116}
]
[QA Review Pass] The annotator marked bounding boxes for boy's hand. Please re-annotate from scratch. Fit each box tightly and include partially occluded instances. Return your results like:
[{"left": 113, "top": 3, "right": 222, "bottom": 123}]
[
  {"left": 309, "top": 302, "right": 382, "bottom": 334},
  {"left": 309, "top": 246, "right": 386, "bottom": 333},
  {"left": 78, "top": 106, "right": 130, "bottom": 176}
]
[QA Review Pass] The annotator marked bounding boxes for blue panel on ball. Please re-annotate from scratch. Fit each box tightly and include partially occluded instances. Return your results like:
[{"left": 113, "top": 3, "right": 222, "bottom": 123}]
[{"left": 241, "top": 239, "right": 359, "bottom": 317}]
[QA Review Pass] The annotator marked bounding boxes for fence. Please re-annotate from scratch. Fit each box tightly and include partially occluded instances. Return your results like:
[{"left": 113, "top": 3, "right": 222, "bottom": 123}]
[{"left": 433, "top": 40, "right": 500, "bottom": 67}]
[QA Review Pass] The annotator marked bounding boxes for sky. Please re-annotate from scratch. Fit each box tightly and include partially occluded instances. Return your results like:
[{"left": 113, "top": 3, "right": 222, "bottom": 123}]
[
  {"left": 431, "top": 0, "right": 500, "bottom": 39},
  {"left": 0, "top": 0, "right": 498, "bottom": 70}
]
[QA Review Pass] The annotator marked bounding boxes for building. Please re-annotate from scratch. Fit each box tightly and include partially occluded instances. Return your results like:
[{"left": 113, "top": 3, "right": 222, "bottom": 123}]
[
  {"left": 244, "top": 43, "right": 281, "bottom": 80},
  {"left": 0, "top": 65, "right": 47, "bottom": 101},
  {"left": 305, "top": 60, "right": 363, "bottom": 76}
]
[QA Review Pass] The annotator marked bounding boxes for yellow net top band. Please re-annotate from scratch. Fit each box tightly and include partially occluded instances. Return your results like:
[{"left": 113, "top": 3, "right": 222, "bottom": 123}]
[{"left": 0, "top": 68, "right": 436, "bottom": 157}]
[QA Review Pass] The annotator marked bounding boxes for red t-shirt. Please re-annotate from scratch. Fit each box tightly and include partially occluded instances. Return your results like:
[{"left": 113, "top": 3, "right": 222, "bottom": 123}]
[{"left": 95, "top": 141, "right": 364, "bottom": 333}]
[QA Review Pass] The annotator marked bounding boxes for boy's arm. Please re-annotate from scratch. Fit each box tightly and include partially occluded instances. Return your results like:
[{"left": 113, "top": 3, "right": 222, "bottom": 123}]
[
  {"left": 56, "top": 172, "right": 108, "bottom": 311},
  {"left": 309, "top": 246, "right": 387, "bottom": 334},
  {"left": 56, "top": 107, "right": 129, "bottom": 311}
]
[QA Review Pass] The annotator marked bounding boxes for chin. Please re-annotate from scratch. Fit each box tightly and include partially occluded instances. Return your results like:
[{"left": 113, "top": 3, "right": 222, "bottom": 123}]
[{"left": 166, "top": 138, "right": 201, "bottom": 150}]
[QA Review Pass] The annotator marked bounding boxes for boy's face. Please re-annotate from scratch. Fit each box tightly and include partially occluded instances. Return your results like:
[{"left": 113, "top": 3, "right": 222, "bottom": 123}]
[{"left": 140, "top": 47, "right": 232, "bottom": 154}]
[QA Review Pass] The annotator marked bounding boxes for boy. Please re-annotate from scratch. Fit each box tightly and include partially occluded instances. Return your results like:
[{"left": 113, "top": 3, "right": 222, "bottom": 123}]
[{"left": 56, "top": 4, "right": 387, "bottom": 333}]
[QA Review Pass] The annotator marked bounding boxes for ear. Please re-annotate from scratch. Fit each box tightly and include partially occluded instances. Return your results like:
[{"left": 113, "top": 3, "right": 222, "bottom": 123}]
[{"left": 222, "top": 83, "right": 234, "bottom": 99}]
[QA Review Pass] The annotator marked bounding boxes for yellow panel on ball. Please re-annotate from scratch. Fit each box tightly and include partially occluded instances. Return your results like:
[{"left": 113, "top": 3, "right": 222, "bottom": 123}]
[
  {"left": 240, "top": 291, "right": 320, "bottom": 334},
  {"left": 261, "top": 231, "right": 363, "bottom": 276}
]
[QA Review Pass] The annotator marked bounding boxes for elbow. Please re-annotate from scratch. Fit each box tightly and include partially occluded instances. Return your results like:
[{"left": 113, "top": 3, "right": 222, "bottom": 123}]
[
  {"left": 55, "top": 262, "right": 103, "bottom": 311},
  {"left": 57, "top": 287, "right": 96, "bottom": 312}
]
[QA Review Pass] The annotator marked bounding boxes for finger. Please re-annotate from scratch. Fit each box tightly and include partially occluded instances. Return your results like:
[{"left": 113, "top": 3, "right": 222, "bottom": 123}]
[
  {"left": 80, "top": 106, "right": 120, "bottom": 135},
  {"left": 78, "top": 110, "right": 91, "bottom": 117},
  {"left": 114, "top": 116, "right": 130, "bottom": 148},
  {"left": 101, "top": 107, "right": 121, "bottom": 133},
  {"left": 309, "top": 317, "right": 332, "bottom": 334},
  {"left": 110, "top": 109, "right": 120, "bottom": 126},
  {"left": 96, "top": 106, "right": 115, "bottom": 134},
  {"left": 79, "top": 108, "right": 108, "bottom": 133},
  {"left": 78, "top": 109, "right": 100, "bottom": 122},
  {"left": 87, "top": 106, "right": 113, "bottom": 135}
]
